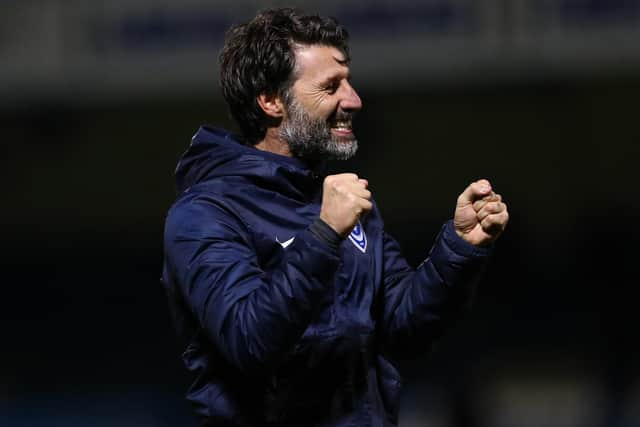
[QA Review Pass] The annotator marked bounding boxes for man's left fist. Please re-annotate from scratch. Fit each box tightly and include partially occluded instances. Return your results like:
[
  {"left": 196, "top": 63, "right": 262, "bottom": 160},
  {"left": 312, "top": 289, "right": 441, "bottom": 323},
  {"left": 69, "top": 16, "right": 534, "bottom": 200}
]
[{"left": 453, "top": 179, "right": 509, "bottom": 246}]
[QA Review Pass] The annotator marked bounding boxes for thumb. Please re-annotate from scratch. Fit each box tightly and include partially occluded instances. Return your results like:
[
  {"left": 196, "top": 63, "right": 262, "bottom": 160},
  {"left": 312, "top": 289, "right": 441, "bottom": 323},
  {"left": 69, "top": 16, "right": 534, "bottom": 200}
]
[{"left": 457, "top": 179, "right": 492, "bottom": 206}]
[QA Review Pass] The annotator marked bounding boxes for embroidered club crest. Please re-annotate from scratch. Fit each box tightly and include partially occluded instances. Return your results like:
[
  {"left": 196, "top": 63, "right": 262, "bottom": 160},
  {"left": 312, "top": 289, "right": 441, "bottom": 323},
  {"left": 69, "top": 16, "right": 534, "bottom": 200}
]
[{"left": 348, "top": 221, "right": 367, "bottom": 253}]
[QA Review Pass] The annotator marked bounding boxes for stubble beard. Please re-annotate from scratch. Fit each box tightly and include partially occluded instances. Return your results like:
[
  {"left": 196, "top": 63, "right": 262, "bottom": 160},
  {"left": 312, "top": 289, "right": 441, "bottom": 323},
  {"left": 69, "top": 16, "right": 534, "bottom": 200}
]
[{"left": 279, "top": 95, "right": 358, "bottom": 161}]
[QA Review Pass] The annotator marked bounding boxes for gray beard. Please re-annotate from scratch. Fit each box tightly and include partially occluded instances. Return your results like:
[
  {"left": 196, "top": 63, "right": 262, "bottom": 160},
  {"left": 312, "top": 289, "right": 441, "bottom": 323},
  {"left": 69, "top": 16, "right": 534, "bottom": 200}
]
[{"left": 279, "top": 97, "right": 358, "bottom": 161}]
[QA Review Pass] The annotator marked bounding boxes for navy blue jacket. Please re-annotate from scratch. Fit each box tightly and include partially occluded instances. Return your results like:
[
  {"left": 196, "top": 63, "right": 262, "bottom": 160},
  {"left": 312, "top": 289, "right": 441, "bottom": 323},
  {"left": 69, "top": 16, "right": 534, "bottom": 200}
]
[{"left": 162, "top": 126, "right": 492, "bottom": 426}]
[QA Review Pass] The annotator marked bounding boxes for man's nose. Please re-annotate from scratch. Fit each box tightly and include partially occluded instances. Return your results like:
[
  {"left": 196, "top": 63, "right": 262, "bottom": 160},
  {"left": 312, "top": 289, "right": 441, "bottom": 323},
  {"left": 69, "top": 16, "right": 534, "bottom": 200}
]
[{"left": 339, "top": 82, "right": 362, "bottom": 112}]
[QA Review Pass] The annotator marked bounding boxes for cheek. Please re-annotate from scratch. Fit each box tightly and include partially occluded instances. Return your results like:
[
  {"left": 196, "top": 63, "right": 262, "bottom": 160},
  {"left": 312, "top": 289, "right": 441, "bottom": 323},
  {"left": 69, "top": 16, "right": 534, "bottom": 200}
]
[
  {"left": 304, "top": 104, "right": 333, "bottom": 122},
  {"left": 316, "top": 100, "right": 339, "bottom": 120},
  {"left": 297, "top": 91, "right": 337, "bottom": 120}
]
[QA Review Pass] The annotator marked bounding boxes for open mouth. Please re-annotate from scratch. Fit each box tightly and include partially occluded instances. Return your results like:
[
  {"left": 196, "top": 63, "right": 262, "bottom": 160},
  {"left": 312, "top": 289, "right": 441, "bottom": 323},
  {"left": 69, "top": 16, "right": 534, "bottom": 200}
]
[
  {"left": 331, "top": 119, "right": 353, "bottom": 134},
  {"left": 329, "top": 111, "right": 354, "bottom": 137}
]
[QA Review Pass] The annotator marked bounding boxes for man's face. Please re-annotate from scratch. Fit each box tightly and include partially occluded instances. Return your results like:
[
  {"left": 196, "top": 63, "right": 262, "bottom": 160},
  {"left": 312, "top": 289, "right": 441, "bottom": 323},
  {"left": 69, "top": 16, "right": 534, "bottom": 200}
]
[{"left": 279, "top": 45, "right": 362, "bottom": 161}]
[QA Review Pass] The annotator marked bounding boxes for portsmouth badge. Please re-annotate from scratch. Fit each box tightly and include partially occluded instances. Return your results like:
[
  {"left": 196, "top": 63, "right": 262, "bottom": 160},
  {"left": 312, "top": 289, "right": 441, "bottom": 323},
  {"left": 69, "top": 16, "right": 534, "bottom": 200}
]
[{"left": 348, "top": 221, "right": 367, "bottom": 253}]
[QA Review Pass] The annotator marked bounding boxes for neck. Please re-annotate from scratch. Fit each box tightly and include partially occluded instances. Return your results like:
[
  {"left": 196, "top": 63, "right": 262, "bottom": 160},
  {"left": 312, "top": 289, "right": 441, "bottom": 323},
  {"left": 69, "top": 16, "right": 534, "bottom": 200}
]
[{"left": 254, "top": 128, "right": 292, "bottom": 157}]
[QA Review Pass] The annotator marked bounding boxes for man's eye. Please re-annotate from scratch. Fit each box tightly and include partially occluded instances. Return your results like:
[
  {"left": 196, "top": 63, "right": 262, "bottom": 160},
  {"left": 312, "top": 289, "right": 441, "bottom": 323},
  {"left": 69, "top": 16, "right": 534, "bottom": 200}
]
[{"left": 326, "top": 83, "right": 339, "bottom": 94}]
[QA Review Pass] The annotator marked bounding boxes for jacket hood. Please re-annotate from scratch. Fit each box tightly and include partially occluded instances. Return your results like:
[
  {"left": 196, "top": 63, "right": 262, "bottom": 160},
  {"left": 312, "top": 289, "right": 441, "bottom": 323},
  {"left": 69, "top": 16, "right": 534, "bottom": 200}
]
[{"left": 175, "top": 126, "right": 323, "bottom": 200}]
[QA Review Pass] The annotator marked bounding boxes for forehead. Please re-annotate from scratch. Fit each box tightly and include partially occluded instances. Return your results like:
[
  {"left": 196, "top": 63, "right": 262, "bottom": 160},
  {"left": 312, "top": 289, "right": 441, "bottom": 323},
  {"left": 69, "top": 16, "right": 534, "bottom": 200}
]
[{"left": 293, "top": 44, "right": 349, "bottom": 82}]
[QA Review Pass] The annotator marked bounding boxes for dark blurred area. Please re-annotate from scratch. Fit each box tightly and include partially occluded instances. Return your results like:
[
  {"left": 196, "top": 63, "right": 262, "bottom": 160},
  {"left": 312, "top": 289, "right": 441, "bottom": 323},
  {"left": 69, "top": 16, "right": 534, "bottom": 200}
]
[{"left": 2, "top": 1, "right": 639, "bottom": 426}]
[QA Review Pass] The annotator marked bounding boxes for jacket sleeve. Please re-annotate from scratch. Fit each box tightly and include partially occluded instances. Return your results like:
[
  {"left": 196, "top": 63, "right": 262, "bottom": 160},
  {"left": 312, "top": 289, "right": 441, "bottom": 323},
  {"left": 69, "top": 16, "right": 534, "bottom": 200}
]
[
  {"left": 164, "top": 195, "right": 341, "bottom": 375},
  {"left": 380, "top": 220, "right": 492, "bottom": 354}
]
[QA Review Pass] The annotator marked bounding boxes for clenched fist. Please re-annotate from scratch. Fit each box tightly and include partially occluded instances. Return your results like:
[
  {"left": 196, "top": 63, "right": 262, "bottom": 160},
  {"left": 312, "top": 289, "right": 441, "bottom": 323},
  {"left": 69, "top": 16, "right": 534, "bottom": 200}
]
[
  {"left": 320, "top": 173, "right": 372, "bottom": 237},
  {"left": 454, "top": 179, "right": 509, "bottom": 246}
]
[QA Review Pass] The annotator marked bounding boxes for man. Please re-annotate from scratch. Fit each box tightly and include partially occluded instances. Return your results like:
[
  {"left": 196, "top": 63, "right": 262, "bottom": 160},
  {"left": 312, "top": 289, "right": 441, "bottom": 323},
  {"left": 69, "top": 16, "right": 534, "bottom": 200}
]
[{"left": 162, "top": 8, "right": 508, "bottom": 427}]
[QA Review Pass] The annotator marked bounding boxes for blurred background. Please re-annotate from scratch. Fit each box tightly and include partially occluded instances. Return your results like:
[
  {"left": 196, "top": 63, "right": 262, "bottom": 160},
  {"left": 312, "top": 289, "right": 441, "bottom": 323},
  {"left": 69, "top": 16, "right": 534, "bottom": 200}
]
[{"left": 2, "top": 0, "right": 639, "bottom": 426}]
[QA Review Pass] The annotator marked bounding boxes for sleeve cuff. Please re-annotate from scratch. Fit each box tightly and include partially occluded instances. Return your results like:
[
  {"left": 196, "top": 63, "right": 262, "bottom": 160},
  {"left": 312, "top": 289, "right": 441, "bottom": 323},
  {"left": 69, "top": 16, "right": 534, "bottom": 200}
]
[
  {"left": 309, "top": 218, "right": 344, "bottom": 252},
  {"left": 441, "top": 220, "right": 493, "bottom": 258}
]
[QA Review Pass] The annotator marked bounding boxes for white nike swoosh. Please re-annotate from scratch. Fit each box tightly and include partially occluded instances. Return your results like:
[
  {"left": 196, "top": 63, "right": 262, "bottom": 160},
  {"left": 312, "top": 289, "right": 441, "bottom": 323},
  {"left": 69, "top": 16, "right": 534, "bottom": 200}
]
[{"left": 276, "top": 236, "right": 295, "bottom": 248}]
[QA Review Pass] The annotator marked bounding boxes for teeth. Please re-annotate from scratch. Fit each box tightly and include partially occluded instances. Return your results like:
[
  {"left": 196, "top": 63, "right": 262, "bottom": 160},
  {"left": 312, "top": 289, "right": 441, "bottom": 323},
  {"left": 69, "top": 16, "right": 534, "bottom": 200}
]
[{"left": 332, "top": 121, "right": 351, "bottom": 130}]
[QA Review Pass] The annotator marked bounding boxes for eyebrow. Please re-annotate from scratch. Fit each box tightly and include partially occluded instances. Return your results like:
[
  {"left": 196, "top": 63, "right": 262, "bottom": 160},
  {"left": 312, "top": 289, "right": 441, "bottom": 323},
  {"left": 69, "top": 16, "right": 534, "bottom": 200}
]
[{"left": 319, "top": 69, "right": 351, "bottom": 87}]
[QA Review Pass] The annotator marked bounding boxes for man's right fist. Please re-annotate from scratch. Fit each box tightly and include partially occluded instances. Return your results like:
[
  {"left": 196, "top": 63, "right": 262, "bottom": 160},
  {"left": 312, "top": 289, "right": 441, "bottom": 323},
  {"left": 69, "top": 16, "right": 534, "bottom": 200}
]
[{"left": 320, "top": 173, "right": 372, "bottom": 237}]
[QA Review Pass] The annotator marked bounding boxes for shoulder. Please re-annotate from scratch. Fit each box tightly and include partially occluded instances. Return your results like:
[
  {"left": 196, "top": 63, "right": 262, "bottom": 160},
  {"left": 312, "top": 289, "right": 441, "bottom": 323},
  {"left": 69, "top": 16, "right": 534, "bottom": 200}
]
[{"left": 165, "top": 186, "right": 250, "bottom": 243}]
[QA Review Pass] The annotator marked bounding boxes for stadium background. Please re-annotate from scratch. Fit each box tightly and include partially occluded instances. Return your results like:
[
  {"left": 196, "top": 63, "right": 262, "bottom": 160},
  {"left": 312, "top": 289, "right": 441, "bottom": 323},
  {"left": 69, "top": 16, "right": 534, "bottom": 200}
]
[{"left": 2, "top": 1, "right": 639, "bottom": 426}]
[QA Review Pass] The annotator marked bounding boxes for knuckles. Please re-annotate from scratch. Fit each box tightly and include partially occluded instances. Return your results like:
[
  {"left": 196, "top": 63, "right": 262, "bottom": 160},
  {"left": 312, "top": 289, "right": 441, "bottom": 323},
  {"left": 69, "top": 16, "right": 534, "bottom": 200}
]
[{"left": 486, "top": 202, "right": 500, "bottom": 213}]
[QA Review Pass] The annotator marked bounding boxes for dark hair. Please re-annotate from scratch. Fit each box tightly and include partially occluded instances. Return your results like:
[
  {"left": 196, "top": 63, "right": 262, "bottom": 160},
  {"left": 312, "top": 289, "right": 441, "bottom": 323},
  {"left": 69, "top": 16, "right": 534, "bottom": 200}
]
[{"left": 219, "top": 8, "right": 350, "bottom": 144}]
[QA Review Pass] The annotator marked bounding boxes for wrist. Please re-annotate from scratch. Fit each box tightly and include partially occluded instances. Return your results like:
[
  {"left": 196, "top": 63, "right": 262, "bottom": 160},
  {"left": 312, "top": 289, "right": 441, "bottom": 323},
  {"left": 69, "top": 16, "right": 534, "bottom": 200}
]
[{"left": 309, "top": 218, "right": 344, "bottom": 252}]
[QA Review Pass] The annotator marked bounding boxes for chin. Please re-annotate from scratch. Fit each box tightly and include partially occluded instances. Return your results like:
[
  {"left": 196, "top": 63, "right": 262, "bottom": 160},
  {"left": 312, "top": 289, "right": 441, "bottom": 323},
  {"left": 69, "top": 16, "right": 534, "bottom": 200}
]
[{"left": 326, "top": 138, "right": 358, "bottom": 160}]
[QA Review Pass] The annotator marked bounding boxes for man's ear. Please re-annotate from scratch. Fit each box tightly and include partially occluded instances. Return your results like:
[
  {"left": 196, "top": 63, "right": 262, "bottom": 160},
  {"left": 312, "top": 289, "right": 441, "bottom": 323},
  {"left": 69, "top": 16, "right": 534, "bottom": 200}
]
[{"left": 257, "top": 93, "right": 285, "bottom": 118}]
